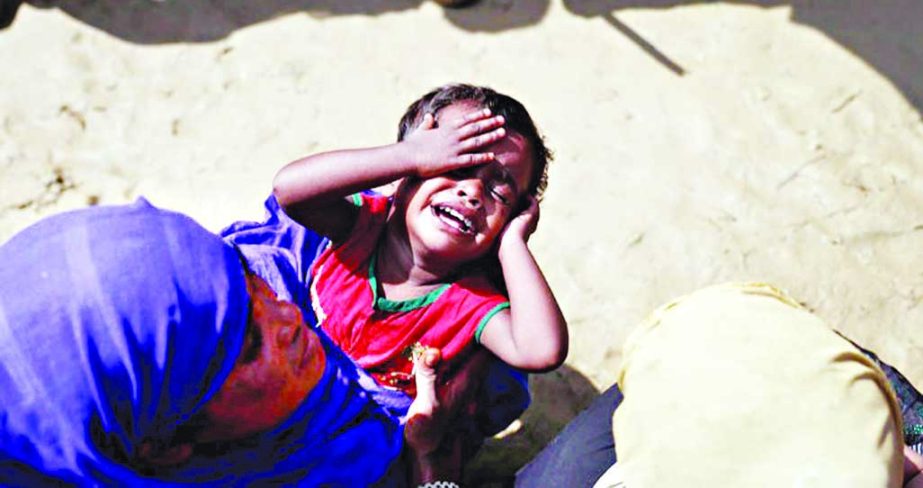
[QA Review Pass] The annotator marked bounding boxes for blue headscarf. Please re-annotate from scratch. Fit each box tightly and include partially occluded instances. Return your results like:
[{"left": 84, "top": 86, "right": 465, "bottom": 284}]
[{"left": 0, "top": 199, "right": 402, "bottom": 486}]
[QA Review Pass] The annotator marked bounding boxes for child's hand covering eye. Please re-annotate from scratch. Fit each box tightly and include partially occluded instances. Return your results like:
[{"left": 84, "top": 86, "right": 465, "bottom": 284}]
[{"left": 403, "top": 108, "right": 507, "bottom": 178}]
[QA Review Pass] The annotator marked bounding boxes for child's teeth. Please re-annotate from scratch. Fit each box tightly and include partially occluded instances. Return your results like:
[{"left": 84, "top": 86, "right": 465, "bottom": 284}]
[{"left": 438, "top": 206, "right": 473, "bottom": 233}]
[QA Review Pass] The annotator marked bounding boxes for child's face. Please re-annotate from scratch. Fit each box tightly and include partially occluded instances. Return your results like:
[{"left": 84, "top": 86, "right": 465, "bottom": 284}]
[{"left": 399, "top": 101, "right": 535, "bottom": 264}]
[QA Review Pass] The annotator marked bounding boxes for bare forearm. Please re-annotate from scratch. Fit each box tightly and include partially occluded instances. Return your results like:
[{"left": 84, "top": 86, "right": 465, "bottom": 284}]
[
  {"left": 406, "top": 443, "right": 462, "bottom": 487},
  {"left": 273, "top": 107, "right": 504, "bottom": 209},
  {"left": 271, "top": 109, "right": 504, "bottom": 240},
  {"left": 273, "top": 144, "right": 415, "bottom": 209},
  {"left": 405, "top": 348, "right": 477, "bottom": 487},
  {"left": 497, "top": 239, "right": 568, "bottom": 371}
]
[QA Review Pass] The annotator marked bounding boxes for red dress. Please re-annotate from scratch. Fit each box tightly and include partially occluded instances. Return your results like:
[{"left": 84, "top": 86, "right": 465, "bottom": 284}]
[{"left": 310, "top": 194, "right": 509, "bottom": 396}]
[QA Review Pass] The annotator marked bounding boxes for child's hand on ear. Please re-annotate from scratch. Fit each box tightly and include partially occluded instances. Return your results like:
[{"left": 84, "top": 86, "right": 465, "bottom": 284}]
[
  {"left": 402, "top": 108, "right": 506, "bottom": 178},
  {"left": 498, "top": 196, "right": 539, "bottom": 255}
]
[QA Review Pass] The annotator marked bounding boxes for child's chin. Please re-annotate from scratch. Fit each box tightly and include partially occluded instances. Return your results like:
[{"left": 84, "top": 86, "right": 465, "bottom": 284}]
[{"left": 423, "top": 239, "right": 477, "bottom": 260}]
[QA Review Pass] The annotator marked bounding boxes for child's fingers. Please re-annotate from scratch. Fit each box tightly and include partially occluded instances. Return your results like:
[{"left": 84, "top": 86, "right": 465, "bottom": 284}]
[
  {"left": 421, "top": 347, "right": 441, "bottom": 370},
  {"left": 459, "top": 127, "right": 506, "bottom": 152},
  {"left": 526, "top": 199, "right": 541, "bottom": 228},
  {"left": 523, "top": 195, "right": 540, "bottom": 217},
  {"left": 457, "top": 115, "right": 505, "bottom": 140},
  {"left": 413, "top": 348, "right": 441, "bottom": 391},
  {"left": 403, "top": 351, "right": 444, "bottom": 454},
  {"left": 452, "top": 107, "right": 493, "bottom": 128},
  {"left": 512, "top": 196, "right": 540, "bottom": 239},
  {"left": 405, "top": 348, "right": 441, "bottom": 421},
  {"left": 449, "top": 152, "right": 495, "bottom": 168},
  {"left": 418, "top": 112, "right": 436, "bottom": 130}
]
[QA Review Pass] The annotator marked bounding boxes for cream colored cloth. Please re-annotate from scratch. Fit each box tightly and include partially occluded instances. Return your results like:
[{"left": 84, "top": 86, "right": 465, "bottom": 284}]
[
  {"left": 613, "top": 283, "right": 903, "bottom": 488},
  {"left": 593, "top": 463, "right": 626, "bottom": 488}
]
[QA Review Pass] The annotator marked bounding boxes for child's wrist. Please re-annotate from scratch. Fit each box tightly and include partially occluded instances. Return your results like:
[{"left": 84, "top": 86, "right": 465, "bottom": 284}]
[
  {"left": 395, "top": 139, "right": 436, "bottom": 178},
  {"left": 390, "top": 141, "right": 423, "bottom": 176},
  {"left": 405, "top": 443, "right": 461, "bottom": 486},
  {"left": 497, "top": 235, "right": 528, "bottom": 260}
]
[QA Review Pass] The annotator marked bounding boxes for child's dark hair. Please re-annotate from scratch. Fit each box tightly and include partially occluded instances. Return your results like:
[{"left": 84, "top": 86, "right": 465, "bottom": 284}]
[{"left": 397, "top": 83, "right": 552, "bottom": 200}]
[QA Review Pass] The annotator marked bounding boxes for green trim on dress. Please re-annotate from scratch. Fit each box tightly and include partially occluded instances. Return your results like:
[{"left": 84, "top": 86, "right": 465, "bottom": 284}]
[
  {"left": 367, "top": 252, "right": 451, "bottom": 313},
  {"left": 474, "top": 302, "right": 511, "bottom": 343}
]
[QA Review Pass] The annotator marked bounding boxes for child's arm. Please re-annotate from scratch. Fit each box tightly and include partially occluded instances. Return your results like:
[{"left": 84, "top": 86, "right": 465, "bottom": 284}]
[
  {"left": 272, "top": 109, "right": 506, "bottom": 242},
  {"left": 478, "top": 196, "right": 569, "bottom": 372},
  {"left": 404, "top": 348, "right": 491, "bottom": 486}
]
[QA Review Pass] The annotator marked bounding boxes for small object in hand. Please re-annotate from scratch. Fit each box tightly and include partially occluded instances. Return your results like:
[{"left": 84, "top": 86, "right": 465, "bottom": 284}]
[{"left": 409, "top": 342, "right": 427, "bottom": 364}]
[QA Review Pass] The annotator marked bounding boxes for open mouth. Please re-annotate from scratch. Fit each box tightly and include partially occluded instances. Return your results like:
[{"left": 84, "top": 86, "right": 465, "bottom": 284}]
[{"left": 432, "top": 204, "right": 476, "bottom": 235}]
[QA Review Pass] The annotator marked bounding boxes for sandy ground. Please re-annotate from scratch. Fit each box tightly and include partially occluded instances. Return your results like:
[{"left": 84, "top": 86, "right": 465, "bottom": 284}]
[{"left": 2, "top": 0, "right": 923, "bottom": 482}]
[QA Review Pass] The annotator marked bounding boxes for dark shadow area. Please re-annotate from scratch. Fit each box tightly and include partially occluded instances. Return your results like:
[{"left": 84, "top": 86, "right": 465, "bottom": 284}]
[
  {"left": 5, "top": 0, "right": 919, "bottom": 113},
  {"left": 2, "top": 0, "right": 550, "bottom": 43},
  {"left": 464, "top": 364, "right": 602, "bottom": 487},
  {"left": 21, "top": 0, "right": 422, "bottom": 43},
  {"left": 563, "top": 0, "right": 923, "bottom": 114},
  {"left": 442, "top": 0, "right": 550, "bottom": 33},
  {"left": 1, "top": 0, "right": 23, "bottom": 28}
]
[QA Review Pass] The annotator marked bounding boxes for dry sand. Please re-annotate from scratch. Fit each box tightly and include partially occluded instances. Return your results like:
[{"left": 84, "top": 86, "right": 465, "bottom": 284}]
[{"left": 2, "top": 0, "right": 922, "bottom": 482}]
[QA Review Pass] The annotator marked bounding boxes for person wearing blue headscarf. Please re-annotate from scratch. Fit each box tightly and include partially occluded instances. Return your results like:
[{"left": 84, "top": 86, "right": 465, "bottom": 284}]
[{"left": 0, "top": 199, "right": 404, "bottom": 486}]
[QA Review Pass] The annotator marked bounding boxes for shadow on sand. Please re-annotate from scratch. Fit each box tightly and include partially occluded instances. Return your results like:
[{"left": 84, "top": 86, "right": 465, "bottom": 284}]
[
  {"left": 465, "top": 364, "right": 602, "bottom": 486},
  {"left": 563, "top": 0, "right": 923, "bottom": 115},
  {"left": 3, "top": 0, "right": 551, "bottom": 42},
  {"left": 4, "top": 0, "right": 920, "bottom": 113},
  {"left": 9, "top": 0, "right": 917, "bottom": 117}
]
